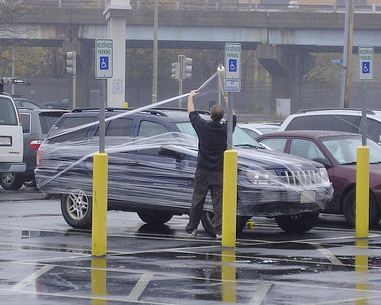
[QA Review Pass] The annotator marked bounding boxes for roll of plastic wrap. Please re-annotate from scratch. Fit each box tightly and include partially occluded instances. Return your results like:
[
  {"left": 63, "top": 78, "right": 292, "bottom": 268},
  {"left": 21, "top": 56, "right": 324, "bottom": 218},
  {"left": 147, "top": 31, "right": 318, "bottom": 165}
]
[{"left": 217, "top": 64, "right": 227, "bottom": 97}]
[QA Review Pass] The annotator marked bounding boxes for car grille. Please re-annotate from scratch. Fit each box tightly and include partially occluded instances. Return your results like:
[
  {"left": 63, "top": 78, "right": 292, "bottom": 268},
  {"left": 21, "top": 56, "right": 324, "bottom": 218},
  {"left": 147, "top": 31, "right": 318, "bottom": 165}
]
[{"left": 279, "top": 169, "right": 322, "bottom": 185}]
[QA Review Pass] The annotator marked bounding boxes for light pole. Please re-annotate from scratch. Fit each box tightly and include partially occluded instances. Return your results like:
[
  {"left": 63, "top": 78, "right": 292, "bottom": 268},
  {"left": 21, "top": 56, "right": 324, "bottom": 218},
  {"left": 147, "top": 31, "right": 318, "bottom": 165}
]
[{"left": 152, "top": 0, "right": 158, "bottom": 104}]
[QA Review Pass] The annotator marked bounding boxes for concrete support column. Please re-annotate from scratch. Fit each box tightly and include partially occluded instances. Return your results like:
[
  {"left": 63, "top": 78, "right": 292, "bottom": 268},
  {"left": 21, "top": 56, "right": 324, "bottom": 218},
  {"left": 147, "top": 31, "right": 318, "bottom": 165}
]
[
  {"left": 257, "top": 44, "right": 315, "bottom": 114},
  {"left": 104, "top": 0, "right": 131, "bottom": 107},
  {"left": 106, "top": 17, "right": 126, "bottom": 107}
]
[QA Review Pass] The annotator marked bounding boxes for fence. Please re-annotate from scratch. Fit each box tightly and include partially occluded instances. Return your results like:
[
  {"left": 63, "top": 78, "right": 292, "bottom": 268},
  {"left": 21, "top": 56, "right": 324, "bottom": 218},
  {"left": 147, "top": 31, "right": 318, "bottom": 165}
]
[{"left": 11, "top": 0, "right": 381, "bottom": 12}]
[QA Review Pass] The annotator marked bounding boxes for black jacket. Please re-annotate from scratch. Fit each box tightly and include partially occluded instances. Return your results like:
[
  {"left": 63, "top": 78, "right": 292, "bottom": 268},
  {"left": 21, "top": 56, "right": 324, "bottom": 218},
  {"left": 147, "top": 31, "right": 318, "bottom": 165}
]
[{"left": 189, "top": 111, "right": 237, "bottom": 171}]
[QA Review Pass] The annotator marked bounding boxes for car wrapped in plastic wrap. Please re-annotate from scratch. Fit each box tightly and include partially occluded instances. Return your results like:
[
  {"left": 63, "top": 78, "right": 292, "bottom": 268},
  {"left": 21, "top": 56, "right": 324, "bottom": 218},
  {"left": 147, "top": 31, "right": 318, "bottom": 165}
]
[{"left": 35, "top": 108, "right": 333, "bottom": 235}]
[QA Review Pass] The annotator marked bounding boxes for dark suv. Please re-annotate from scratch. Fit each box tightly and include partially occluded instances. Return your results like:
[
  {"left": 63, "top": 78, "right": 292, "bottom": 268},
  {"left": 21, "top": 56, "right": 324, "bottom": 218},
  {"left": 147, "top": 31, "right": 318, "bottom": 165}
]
[
  {"left": 0, "top": 108, "right": 68, "bottom": 190},
  {"left": 35, "top": 108, "right": 333, "bottom": 236}
]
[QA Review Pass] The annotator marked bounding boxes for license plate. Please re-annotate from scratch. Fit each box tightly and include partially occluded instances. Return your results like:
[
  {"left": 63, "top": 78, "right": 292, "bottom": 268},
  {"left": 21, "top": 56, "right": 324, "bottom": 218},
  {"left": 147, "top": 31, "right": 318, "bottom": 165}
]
[
  {"left": 300, "top": 190, "right": 316, "bottom": 203},
  {"left": 0, "top": 136, "right": 11, "bottom": 146}
]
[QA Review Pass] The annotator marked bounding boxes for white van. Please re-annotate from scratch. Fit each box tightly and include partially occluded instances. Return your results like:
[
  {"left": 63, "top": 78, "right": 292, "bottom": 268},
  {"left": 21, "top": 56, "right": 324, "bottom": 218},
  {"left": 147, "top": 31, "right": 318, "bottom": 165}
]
[
  {"left": 0, "top": 93, "right": 25, "bottom": 173},
  {"left": 279, "top": 109, "right": 381, "bottom": 144}
]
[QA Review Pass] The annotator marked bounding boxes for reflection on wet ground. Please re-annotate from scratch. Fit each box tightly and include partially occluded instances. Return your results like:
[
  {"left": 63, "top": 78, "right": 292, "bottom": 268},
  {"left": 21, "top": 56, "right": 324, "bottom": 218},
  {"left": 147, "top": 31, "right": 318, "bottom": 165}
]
[{"left": 1, "top": 189, "right": 381, "bottom": 304}]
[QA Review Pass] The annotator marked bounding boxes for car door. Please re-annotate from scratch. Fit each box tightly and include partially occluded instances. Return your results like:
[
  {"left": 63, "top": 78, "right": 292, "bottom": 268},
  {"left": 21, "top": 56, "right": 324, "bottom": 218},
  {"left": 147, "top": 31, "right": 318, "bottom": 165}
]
[{"left": 121, "top": 118, "right": 195, "bottom": 210}]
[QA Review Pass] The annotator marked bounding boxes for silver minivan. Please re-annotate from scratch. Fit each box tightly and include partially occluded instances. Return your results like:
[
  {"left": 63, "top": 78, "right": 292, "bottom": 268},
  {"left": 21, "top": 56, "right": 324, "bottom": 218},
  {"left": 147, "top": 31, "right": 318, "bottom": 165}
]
[
  {"left": 0, "top": 93, "right": 25, "bottom": 174},
  {"left": 279, "top": 109, "right": 381, "bottom": 144}
]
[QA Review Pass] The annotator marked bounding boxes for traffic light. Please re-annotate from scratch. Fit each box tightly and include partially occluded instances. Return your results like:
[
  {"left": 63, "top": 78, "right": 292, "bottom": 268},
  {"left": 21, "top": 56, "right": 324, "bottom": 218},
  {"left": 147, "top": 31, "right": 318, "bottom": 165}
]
[
  {"left": 182, "top": 56, "right": 192, "bottom": 79},
  {"left": 66, "top": 51, "right": 76, "bottom": 75},
  {"left": 171, "top": 62, "right": 180, "bottom": 80}
]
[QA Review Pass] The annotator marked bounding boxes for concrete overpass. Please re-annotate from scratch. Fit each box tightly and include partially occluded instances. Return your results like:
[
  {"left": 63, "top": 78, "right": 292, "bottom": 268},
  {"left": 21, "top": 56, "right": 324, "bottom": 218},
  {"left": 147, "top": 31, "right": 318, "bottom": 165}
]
[{"left": 5, "top": 6, "right": 381, "bottom": 110}]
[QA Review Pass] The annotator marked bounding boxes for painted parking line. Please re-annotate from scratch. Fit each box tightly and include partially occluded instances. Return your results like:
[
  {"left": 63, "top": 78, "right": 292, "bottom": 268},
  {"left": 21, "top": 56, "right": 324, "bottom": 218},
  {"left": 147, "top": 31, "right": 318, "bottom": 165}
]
[
  {"left": 311, "top": 243, "right": 344, "bottom": 265},
  {"left": 249, "top": 282, "right": 272, "bottom": 305},
  {"left": 127, "top": 272, "right": 154, "bottom": 302},
  {"left": 9, "top": 265, "right": 54, "bottom": 291}
]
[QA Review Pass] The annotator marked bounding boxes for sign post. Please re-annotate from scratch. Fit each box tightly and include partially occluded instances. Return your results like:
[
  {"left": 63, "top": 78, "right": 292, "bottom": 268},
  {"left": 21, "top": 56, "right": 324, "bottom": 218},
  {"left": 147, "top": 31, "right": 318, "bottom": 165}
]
[
  {"left": 222, "top": 43, "right": 241, "bottom": 248},
  {"left": 356, "top": 46, "right": 373, "bottom": 239},
  {"left": 92, "top": 39, "right": 113, "bottom": 256}
]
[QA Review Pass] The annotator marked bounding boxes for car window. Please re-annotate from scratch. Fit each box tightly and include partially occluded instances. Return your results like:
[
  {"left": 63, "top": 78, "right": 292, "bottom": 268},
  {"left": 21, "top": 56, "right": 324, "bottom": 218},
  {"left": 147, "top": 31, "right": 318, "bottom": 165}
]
[
  {"left": 48, "top": 116, "right": 96, "bottom": 143},
  {"left": 259, "top": 138, "right": 287, "bottom": 152},
  {"left": 0, "top": 97, "right": 17, "bottom": 125},
  {"left": 317, "top": 115, "right": 360, "bottom": 133},
  {"left": 367, "top": 118, "right": 381, "bottom": 143},
  {"left": 285, "top": 116, "right": 314, "bottom": 130},
  {"left": 176, "top": 122, "right": 261, "bottom": 148},
  {"left": 20, "top": 113, "right": 31, "bottom": 133},
  {"left": 241, "top": 128, "right": 259, "bottom": 138},
  {"left": 289, "top": 138, "right": 325, "bottom": 160},
  {"left": 39, "top": 113, "right": 64, "bottom": 134},
  {"left": 286, "top": 114, "right": 361, "bottom": 134},
  {"left": 138, "top": 120, "right": 170, "bottom": 137},
  {"left": 95, "top": 118, "right": 134, "bottom": 136},
  {"left": 322, "top": 136, "right": 381, "bottom": 164},
  {"left": 107, "top": 118, "right": 133, "bottom": 136}
]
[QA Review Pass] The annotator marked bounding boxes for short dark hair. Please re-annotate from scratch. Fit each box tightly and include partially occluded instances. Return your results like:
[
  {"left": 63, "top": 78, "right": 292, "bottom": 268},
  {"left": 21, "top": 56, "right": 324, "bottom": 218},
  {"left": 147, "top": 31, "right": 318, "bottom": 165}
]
[{"left": 210, "top": 105, "right": 224, "bottom": 122}]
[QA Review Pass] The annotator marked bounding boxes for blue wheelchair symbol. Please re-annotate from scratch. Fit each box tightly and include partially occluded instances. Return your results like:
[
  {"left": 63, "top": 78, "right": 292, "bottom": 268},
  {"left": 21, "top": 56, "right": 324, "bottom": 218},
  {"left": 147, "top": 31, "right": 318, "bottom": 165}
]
[
  {"left": 229, "top": 59, "right": 237, "bottom": 72},
  {"left": 362, "top": 62, "right": 370, "bottom": 74},
  {"left": 100, "top": 56, "right": 109, "bottom": 70}
]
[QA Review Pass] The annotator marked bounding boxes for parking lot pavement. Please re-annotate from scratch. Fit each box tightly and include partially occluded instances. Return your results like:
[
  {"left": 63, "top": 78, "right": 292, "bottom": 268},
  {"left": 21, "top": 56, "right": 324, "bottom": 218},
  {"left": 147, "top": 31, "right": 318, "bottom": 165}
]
[{"left": 2, "top": 188, "right": 381, "bottom": 304}]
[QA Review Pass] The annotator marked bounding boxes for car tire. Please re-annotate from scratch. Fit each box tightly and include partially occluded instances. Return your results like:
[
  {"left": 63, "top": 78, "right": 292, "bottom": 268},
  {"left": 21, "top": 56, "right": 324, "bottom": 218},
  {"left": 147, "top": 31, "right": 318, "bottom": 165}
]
[
  {"left": 137, "top": 210, "right": 173, "bottom": 226},
  {"left": 275, "top": 212, "right": 319, "bottom": 233},
  {"left": 201, "top": 211, "right": 250, "bottom": 237},
  {"left": 61, "top": 189, "right": 92, "bottom": 229},
  {"left": 343, "top": 189, "right": 380, "bottom": 227},
  {"left": 0, "top": 172, "right": 25, "bottom": 190}
]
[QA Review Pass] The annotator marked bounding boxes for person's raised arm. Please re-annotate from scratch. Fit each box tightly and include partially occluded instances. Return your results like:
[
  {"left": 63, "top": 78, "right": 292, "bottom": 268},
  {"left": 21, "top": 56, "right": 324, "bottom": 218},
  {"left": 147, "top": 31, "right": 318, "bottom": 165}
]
[
  {"left": 224, "top": 94, "right": 236, "bottom": 115},
  {"left": 187, "top": 90, "right": 199, "bottom": 114}
]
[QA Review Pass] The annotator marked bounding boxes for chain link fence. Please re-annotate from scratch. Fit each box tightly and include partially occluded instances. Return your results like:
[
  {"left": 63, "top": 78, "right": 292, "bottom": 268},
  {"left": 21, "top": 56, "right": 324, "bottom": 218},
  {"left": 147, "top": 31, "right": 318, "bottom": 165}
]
[{"left": 10, "top": 0, "right": 381, "bottom": 12}]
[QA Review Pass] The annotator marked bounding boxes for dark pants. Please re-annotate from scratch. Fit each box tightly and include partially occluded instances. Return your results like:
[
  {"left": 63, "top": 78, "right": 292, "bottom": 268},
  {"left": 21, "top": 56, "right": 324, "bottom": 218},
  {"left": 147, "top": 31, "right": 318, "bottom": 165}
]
[{"left": 186, "top": 168, "right": 223, "bottom": 235}]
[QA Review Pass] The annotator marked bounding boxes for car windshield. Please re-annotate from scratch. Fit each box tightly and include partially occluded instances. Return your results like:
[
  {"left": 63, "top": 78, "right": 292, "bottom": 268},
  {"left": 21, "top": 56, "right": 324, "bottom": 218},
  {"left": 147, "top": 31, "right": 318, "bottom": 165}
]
[
  {"left": 321, "top": 136, "right": 381, "bottom": 165},
  {"left": 175, "top": 122, "right": 263, "bottom": 148}
]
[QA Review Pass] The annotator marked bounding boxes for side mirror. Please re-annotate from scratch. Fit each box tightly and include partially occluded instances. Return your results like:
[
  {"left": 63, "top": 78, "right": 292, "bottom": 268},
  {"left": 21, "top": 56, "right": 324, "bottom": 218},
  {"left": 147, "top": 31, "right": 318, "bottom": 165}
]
[{"left": 158, "top": 146, "right": 184, "bottom": 160}]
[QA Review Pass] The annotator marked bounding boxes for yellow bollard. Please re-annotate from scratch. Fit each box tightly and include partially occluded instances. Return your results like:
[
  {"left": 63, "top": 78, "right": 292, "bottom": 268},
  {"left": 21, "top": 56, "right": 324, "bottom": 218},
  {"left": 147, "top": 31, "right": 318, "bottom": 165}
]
[
  {"left": 222, "top": 150, "right": 238, "bottom": 248},
  {"left": 356, "top": 146, "right": 369, "bottom": 239},
  {"left": 92, "top": 152, "right": 109, "bottom": 256}
]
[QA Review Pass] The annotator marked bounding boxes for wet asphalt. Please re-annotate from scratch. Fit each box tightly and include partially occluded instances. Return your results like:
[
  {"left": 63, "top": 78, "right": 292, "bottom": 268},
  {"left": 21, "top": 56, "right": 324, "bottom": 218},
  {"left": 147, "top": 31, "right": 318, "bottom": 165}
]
[{"left": 1, "top": 187, "right": 381, "bottom": 305}]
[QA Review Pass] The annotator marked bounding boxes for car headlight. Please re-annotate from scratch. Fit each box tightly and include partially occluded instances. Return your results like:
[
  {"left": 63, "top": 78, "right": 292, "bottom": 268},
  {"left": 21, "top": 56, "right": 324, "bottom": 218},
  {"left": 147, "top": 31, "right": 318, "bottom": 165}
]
[
  {"left": 319, "top": 167, "right": 329, "bottom": 181},
  {"left": 246, "top": 169, "right": 278, "bottom": 185}
]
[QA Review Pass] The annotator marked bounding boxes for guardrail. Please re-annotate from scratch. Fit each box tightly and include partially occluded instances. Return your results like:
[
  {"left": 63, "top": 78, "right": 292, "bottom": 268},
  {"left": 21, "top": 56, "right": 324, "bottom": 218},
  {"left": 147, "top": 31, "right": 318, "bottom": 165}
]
[{"left": 13, "top": 0, "right": 381, "bottom": 13}]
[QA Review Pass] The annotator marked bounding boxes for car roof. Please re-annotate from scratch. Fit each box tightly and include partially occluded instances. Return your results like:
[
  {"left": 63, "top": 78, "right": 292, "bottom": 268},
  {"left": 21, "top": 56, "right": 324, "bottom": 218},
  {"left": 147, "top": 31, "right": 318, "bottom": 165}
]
[
  {"left": 18, "top": 108, "right": 69, "bottom": 115},
  {"left": 294, "top": 108, "right": 381, "bottom": 116},
  {"left": 65, "top": 107, "right": 210, "bottom": 122},
  {"left": 256, "top": 129, "right": 361, "bottom": 140}
]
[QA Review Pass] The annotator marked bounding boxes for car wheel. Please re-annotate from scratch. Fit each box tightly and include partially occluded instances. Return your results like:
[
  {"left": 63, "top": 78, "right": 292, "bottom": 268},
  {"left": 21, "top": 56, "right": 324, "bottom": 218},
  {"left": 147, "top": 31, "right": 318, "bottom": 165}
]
[
  {"left": 137, "top": 210, "right": 173, "bottom": 226},
  {"left": 343, "top": 189, "right": 380, "bottom": 227},
  {"left": 201, "top": 211, "right": 250, "bottom": 237},
  {"left": 275, "top": 212, "right": 319, "bottom": 233},
  {"left": 61, "top": 189, "right": 92, "bottom": 229},
  {"left": 0, "top": 172, "right": 25, "bottom": 190}
]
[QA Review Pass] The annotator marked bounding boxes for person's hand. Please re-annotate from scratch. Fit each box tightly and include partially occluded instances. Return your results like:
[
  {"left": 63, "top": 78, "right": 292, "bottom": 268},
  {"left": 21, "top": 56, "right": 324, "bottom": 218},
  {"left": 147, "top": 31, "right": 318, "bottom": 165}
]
[{"left": 190, "top": 90, "right": 199, "bottom": 97}]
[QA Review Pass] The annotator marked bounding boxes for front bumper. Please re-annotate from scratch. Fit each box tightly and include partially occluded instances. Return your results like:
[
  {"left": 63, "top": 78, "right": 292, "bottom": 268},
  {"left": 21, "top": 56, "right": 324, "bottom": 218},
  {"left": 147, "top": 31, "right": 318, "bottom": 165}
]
[{"left": 237, "top": 184, "right": 334, "bottom": 217}]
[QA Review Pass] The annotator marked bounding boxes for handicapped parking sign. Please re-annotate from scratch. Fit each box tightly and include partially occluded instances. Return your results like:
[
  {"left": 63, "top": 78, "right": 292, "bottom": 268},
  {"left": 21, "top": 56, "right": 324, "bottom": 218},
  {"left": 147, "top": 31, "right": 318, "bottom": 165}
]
[
  {"left": 362, "top": 62, "right": 370, "bottom": 74},
  {"left": 358, "top": 46, "right": 373, "bottom": 81},
  {"left": 229, "top": 59, "right": 237, "bottom": 72},
  {"left": 100, "top": 56, "right": 109, "bottom": 70}
]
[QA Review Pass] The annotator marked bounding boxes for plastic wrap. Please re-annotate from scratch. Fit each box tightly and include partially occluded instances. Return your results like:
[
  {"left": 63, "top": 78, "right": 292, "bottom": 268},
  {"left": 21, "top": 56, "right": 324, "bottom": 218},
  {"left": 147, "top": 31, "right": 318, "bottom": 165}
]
[{"left": 36, "top": 131, "right": 333, "bottom": 217}]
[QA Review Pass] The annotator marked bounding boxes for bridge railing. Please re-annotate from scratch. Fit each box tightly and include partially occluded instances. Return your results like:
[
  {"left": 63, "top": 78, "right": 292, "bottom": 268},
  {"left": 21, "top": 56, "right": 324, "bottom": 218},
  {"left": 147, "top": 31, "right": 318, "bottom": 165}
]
[{"left": 14, "top": 0, "right": 381, "bottom": 13}]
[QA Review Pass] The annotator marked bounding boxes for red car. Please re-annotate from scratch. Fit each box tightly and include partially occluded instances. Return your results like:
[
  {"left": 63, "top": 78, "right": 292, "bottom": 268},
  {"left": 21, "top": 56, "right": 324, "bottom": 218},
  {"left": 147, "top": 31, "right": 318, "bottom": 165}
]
[{"left": 256, "top": 130, "right": 381, "bottom": 227}]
